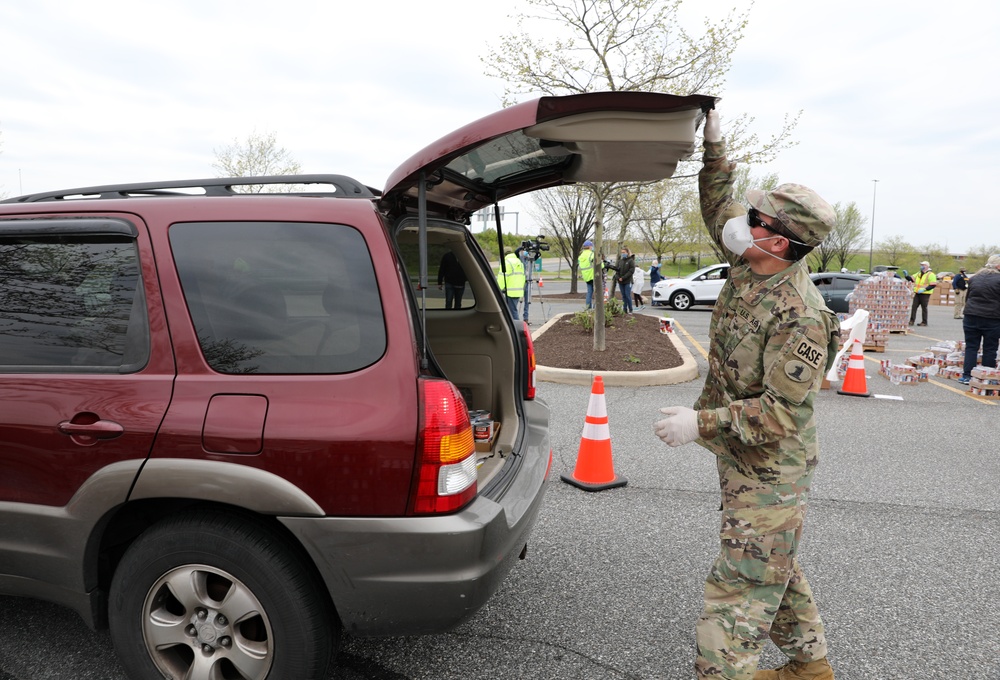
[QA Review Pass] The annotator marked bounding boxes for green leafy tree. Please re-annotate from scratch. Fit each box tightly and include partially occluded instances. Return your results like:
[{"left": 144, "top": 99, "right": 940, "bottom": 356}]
[
  {"left": 213, "top": 130, "right": 302, "bottom": 192},
  {"left": 875, "top": 235, "right": 916, "bottom": 267},
  {"left": 917, "top": 242, "right": 951, "bottom": 272},
  {"left": 963, "top": 243, "right": 1000, "bottom": 271}
]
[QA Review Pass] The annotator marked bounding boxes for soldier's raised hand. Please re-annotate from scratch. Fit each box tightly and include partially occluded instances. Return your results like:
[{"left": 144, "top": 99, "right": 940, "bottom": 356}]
[{"left": 703, "top": 108, "right": 722, "bottom": 144}]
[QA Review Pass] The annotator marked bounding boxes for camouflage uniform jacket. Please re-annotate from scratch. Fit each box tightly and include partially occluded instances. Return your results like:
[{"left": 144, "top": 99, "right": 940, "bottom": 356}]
[{"left": 695, "top": 140, "right": 841, "bottom": 538}]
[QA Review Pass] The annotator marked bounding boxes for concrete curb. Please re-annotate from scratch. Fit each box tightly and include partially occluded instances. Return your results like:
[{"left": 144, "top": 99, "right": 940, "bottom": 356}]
[{"left": 531, "top": 313, "right": 700, "bottom": 387}]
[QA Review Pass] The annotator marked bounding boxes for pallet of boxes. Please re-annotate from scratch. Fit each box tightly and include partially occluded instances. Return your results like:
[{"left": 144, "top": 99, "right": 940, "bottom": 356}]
[
  {"left": 847, "top": 271, "right": 912, "bottom": 352},
  {"left": 968, "top": 366, "right": 1000, "bottom": 398},
  {"left": 880, "top": 341, "right": 957, "bottom": 385}
]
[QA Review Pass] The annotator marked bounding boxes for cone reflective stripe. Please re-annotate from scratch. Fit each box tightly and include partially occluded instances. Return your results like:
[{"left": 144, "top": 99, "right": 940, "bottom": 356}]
[
  {"left": 561, "top": 376, "right": 627, "bottom": 491},
  {"left": 837, "top": 339, "right": 871, "bottom": 398}
]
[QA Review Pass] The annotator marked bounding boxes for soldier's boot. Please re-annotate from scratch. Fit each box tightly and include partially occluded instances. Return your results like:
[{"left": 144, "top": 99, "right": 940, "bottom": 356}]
[{"left": 753, "top": 657, "right": 834, "bottom": 680}]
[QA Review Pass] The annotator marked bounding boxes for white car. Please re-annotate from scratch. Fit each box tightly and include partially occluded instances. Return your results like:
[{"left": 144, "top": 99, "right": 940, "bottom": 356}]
[{"left": 651, "top": 263, "right": 730, "bottom": 310}]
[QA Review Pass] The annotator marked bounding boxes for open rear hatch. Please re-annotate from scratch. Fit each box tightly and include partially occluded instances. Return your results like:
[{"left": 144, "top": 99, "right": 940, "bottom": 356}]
[{"left": 380, "top": 91, "right": 717, "bottom": 221}]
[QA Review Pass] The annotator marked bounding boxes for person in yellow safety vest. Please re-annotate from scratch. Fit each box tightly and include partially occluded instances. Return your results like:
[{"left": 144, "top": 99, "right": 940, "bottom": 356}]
[
  {"left": 578, "top": 239, "right": 596, "bottom": 309},
  {"left": 909, "top": 260, "right": 938, "bottom": 326},
  {"left": 497, "top": 248, "right": 526, "bottom": 320}
]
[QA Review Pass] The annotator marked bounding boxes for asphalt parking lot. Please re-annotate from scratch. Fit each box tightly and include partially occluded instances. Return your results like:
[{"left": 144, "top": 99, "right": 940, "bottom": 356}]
[{"left": 1, "top": 287, "right": 997, "bottom": 679}]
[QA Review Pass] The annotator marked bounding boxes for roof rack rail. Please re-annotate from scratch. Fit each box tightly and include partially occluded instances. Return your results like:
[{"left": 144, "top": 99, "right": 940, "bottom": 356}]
[{"left": 2, "top": 174, "right": 380, "bottom": 203}]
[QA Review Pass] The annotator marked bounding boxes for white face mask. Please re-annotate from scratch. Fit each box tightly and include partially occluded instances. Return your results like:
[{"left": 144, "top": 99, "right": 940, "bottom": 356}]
[{"left": 722, "top": 215, "right": 805, "bottom": 262}]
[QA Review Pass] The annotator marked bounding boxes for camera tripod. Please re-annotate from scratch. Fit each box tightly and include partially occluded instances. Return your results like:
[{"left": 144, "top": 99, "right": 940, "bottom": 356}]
[{"left": 521, "top": 258, "right": 548, "bottom": 324}]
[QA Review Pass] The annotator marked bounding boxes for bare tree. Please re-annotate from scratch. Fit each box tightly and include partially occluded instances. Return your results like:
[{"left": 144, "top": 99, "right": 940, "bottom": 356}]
[
  {"left": 484, "top": 0, "right": 796, "bottom": 349},
  {"left": 213, "top": 130, "right": 302, "bottom": 192},
  {"left": 627, "top": 180, "right": 692, "bottom": 262},
  {"left": 810, "top": 202, "right": 867, "bottom": 272},
  {"left": 530, "top": 185, "right": 597, "bottom": 293}
]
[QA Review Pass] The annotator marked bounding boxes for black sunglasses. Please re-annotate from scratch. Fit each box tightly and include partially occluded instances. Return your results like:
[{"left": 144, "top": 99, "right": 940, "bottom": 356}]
[{"left": 747, "top": 207, "right": 774, "bottom": 231}]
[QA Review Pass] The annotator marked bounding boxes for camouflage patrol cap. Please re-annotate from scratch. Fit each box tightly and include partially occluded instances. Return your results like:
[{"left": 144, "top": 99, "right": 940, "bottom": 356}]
[{"left": 745, "top": 183, "right": 836, "bottom": 247}]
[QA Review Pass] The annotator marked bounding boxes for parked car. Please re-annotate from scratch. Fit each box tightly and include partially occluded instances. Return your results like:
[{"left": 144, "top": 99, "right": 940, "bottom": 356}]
[
  {"left": 0, "top": 91, "right": 716, "bottom": 679},
  {"left": 810, "top": 271, "right": 869, "bottom": 313},
  {"left": 651, "top": 263, "right": 730, "bottom": 310}
]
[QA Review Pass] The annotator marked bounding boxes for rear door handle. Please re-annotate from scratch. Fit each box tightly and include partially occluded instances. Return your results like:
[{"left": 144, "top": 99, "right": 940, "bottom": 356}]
[{"left": 58, "top": 420, "right": 125, "bottom": 440}]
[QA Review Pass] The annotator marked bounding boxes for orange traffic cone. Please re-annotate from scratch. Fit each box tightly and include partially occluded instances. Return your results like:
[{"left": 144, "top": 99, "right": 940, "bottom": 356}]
[
  {"left": 561, "top": 376, "right": 628, "bottom": 491},
  {"left": 837, "top": 339, "right": 871, "bottom": 398}
]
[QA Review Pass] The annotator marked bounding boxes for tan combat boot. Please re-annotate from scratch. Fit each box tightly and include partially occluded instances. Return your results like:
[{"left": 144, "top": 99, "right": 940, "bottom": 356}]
[{"left": 753, "top": 657, "right": 834, "bottom": 680}]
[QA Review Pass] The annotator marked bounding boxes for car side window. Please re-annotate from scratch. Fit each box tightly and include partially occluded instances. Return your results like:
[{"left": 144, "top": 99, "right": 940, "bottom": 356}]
[
  {"left": 813, "top": 277, "right": 833, "bottom": 292},
  {"left": 833, "top": 277, "right": 857, "bottom": 291},
  {"left": 0, "top": 232, "right": 148, "bottom": 373},
  {"left": 170, "top": 221, "right": 387, "bottom": 374}
]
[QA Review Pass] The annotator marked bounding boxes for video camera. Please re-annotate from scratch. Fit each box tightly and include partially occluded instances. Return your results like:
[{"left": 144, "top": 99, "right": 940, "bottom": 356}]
[{"left": 519, "top": 235, "right": 550, "bottom": 258}]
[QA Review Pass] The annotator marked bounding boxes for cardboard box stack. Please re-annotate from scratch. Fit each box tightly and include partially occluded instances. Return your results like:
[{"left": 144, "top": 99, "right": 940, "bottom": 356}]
[
  {"left": 879, "top": 359, "right": 935, "bottom": 384},
  {"left": 930, "top": 280, "right": 955, "bottom": 306},
  {"left": 928, "top": 342, "right": 964, "bottom": 371},
  {"left": 969, "top": 366, "right": 1000, "bottom": 398},
  {"left": 848, "top": 272, "right": 912, "bottom": 349}
]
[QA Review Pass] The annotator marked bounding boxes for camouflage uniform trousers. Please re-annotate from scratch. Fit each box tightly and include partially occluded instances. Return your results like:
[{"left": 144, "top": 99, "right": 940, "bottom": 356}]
[{"left": 695, "top": 522, "right": 827, "bottom": 679}]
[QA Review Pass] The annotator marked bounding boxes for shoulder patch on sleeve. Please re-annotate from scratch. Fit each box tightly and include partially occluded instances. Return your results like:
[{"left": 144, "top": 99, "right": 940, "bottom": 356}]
[
  {"left": 766, "top": 328, "right": 827, "bottom": 405},
  {"left": 791, "top": 337, "right": 825, "bottom": 370}
]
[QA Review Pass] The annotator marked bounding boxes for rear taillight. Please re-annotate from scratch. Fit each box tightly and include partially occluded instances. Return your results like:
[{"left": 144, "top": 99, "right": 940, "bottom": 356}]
[
  {"left": 409, "top": 378, "right": 477, "bottom": 515},
  {"left": 523, "top": 321, "right": 537, "bottom": 400}
]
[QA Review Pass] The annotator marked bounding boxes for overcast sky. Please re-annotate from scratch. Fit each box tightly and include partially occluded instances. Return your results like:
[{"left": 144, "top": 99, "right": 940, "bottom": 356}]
[{"left": 2, "top": 0, "right": 998, "bottom": 255}]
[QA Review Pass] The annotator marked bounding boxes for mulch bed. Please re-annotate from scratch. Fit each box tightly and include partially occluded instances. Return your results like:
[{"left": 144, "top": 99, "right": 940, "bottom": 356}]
[{"left": 533, "top": 312, "right": 684, "bottom": 372}]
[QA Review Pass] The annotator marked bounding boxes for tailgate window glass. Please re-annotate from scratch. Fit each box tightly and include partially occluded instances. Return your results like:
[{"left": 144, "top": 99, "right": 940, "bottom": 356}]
[
  {"left": 170, "top": 221, "right": 386, "bottom": 374},
  {"left": 0, "top": 236, "right": 148, "bottom": 372},
  {"left": 445, "top": 130, "right": 569, "bottom": 184},
  {"left": 395, "top": 240, "right": 477, "bottom": 310}
]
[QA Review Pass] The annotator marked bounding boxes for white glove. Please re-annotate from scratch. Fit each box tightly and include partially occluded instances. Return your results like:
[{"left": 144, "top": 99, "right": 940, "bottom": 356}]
[
  {"left": 654, "top": 406, "right": 700, "bottom": 447},
  {"left": 703, "top": 108, "right": 722, "bottom": 144}
]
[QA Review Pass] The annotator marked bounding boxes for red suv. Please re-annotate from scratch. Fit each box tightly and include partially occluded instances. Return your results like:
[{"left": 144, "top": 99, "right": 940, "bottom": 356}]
[{"left": 0, "top": 91, "right": 713, "bottom": 679}]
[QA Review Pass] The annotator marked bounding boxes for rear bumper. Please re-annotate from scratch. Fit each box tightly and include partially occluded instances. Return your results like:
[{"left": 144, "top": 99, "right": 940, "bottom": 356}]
[{"left": 280, "top": 399, "right": 551, "bottom": 636}]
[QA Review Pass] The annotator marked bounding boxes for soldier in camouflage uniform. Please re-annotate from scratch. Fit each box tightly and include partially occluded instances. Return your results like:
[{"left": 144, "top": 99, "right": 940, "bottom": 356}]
[{"left": 654, "top": 108, "right": 840, "bottom": 680}]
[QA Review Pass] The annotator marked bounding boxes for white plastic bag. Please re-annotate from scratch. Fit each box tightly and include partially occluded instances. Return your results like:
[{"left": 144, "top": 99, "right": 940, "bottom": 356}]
[{"left": 826, "top": 309, "right": 869, "bottom": 382}]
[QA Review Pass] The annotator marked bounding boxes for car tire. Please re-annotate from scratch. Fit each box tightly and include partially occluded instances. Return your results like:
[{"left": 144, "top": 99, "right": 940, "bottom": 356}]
[
  {"left": 669, "top": 291, "right": 693, "bottom": 311},
  {"left": 109, "top": 508, "right": 336, "bottom": 680}
]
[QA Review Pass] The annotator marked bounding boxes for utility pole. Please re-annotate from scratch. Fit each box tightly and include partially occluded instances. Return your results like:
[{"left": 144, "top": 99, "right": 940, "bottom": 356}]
[{"left": 868, "top": 179, "right": 879, "bottom": 273}]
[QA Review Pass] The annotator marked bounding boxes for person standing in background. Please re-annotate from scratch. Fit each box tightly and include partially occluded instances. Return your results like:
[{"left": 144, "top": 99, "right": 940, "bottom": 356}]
[
  {"left": 615, "top": 246, "right": 635, "bottom": 314},
  {"left": 437, "top": 250, "right": 467, "bottom": 310},
  {"left": 649, "top": 259, "right": 663, "bottom": 306},
  {"left": 952, "top": 266, "right": 969, "bottom": 319},
  {"left": 578, "top": 239, "right": 596, "bottom": 309},
  {"left": 958, "top": 255, "right": 1000, "bottom": 385},
  {"left": 496, "top": 248, "right": 525, "bottom": 321},
  {"left": 632, "top": 263, "right": 645, "bottom": 310},
  {"left": 909, "top": 261, "right": 937, "bottom": 326}
]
